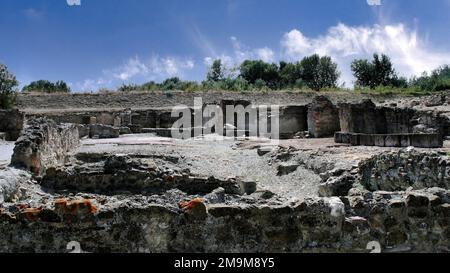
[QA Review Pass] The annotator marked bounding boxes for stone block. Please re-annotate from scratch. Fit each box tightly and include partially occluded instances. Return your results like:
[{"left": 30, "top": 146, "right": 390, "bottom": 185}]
[{"left": 89, "top": 124, "right": 120, "bottom": 139}]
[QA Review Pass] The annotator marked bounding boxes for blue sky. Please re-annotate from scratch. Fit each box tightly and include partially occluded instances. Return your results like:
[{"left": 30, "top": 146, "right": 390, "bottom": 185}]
[{"left": 1, "top": 0, "right": 450, "bottom": 91}]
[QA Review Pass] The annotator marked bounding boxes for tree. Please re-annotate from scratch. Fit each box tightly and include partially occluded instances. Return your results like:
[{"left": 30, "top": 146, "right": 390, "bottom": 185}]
[
  {"left": 207, "top": 59, "right": 224, "bottom": 82},
  {"left": 299, "top": 54, "right": 340, "bottom": 91},
  {"left": 0, "top": 63, "right": 18, "bottom": 109},
  {"left": 351, "top": 54, "right": 401, "bottom": 88},
  {"left": 239, "top": 60, "right": 280, "bottom": 89},
  {"left": 410, "top": 65, "right": 450, "bottom": 92},
  {"left": 161, "top": 77, "right": 182, "bottom": 90},
  {"left": 279, "top": 62, "right": 302, "bottom": 88},
  {"left": 22, "top": 80, "right": 71, "bottom": 93}
]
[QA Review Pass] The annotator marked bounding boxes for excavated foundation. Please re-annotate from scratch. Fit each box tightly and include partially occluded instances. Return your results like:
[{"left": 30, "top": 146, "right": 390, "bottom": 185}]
[{"left": 1, "top": 92, "right": 450, "bottom": 253}]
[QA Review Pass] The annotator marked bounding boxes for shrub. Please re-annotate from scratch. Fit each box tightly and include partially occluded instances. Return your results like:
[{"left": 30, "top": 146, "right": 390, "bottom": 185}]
[
  {"left": 118, "top": 83, "right": 139, "bottom": 92},
  {"left": 0, "top": 63, "right": 18, "bottom": 109},
  {"left": 22, "top": 80, "right": 71, "bottom": 93}
]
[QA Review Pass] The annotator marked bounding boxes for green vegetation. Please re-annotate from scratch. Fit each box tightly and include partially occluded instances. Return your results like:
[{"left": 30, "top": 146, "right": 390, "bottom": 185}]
[
  {"left": 409, "top": 65, "right": 450, "bottom": 92},
  {"left": 0, "top": 63, "right": 18, "bottom": 109},
  {"left": 206, "top": 59, "right": 224, "bottom": 82},
  {"left": 351, "top": 54, "right": 407, "bottom": 89},
  {"left": 5, "top": 52, "right": 450, "bottom": 95},
  {"left": 22, "top": 80, "right": 71, "bottom": 93}
]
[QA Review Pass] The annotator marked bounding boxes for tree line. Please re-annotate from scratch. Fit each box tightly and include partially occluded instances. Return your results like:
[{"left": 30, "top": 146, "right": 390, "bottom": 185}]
[
  {"left": 121, "top": 53, "right": 450, "bottom": 93},
  {"left": 1, "top": 53, "right": 450, "bottom": 109}
]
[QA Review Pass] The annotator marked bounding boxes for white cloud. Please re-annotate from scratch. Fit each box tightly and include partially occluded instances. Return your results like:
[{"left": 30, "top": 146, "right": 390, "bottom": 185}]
[
  {"left": 112, "top": 55, "right": 195, "bottom": 81},
  {"left": 204, "top": 36, "right": 275, "bottom": 74},
  {"left": 113, "top": 56, "right": 149, "bottom": 81},
  {"left": 74, "top": 55, "right": 195, "bottom": 91},
  {"left": 255, "top": 47, "right": 275, "bottom": 63},
  {"left": 281, "top": 23, "right": 450, "bottom": 86}
]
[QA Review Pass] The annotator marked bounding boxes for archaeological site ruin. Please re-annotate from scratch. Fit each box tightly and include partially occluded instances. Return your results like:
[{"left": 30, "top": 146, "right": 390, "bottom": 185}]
[{"left": 1, "top": 91, "right": 450, "bottom": 253}]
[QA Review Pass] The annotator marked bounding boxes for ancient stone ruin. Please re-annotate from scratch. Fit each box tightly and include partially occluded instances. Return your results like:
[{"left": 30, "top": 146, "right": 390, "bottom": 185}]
[{"left": 1, "top": 91, "right": 450, "bottom": 253}]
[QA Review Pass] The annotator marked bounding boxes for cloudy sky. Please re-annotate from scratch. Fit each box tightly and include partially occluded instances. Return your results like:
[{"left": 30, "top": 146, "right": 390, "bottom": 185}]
[{"left": 1, "top": 0, "right": 450, "bottom": 91}]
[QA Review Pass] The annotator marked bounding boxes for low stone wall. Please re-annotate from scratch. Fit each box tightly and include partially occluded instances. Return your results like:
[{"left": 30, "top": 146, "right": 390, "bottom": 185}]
[
  {"left": 1, "top": 189, "right": 450, "bottom": 252},
  {"left": 0, "top": 109, "right": 25, "bottom": 141},
  {"left": 338, "top": 100, "right": 445, "bottom": 136},
  {"left": 10, "top": 118, "right": 80, "bottom": 176},
  {"left": 42, "top": 155, "right": 250, "bottom": 195},
  {"left": 335, "top": 132, "right": 443, "bottom": 148},
  {"left": 359, "top": 150, "right": 450, "bottom": 192},
  {"left": 336, "top": 99, "right": 446, "bottom": 147}
]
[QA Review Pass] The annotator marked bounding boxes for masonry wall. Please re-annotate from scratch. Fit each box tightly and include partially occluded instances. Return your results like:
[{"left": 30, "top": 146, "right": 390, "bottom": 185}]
[
  {"left": 27, "top": 104, "right": 309, "bottom": 139},
  {"left": 10, "top": 118, "right": 80, "bottom": 176},
  {"left": 339, "top": 100, "right": 445, "bottom": 135},
  {"left": 307, "top": 96, "right": 340, "bottom": 138},
  {"left": 1, "top": 189, "right": 450, "bottom": 252}
]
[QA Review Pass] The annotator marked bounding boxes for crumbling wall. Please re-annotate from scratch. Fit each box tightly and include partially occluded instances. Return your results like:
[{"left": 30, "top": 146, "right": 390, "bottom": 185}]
[
  {"left": 307, "top": 96, "right": 340, "bottom": 138},
  {"left": 359, "top": 150, "right": 450, "bottom": 192},
  {"left": 10, "top": 118, "right": 80, "bottom": 176},
  {"left": 338, "top": 100, "right": 386, "bottom": 134},
  {"left": 336, "top": 100, "right": 446, "bottom": 147},
  {"left": 42, "top": 154, "right": 247, "bottom": 195},
  {"left": 1, "top": 189, "right": 450, "bottom": 252},
  {"left": 0, "top": 109, "right": 25, "bottom": 141}
]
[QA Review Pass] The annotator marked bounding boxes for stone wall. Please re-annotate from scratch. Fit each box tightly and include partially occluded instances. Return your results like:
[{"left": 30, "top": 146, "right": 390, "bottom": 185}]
[
  {"left": 0, "top": 109, "right": 25, "bottom": 141},
  {"left": 359, "top": 150, "right": 450, "bottom": 192},
  {"left": 339, "top": 100, "right": 445, "bottom": 135},
  {"left": 307, "top": 96, "right": 340, "bottom": 138},
  {"left": 1, "top": 188, "right": 450, "bottom": 252},
  {"left": 10, "top": 118, "right": 80, "bottom": 176},
  {"left": 27, "top": 103, "right": 308, "bottom": 139},
  {"left": 335, "top": 132, "right": 443, "bottom": 148},
  {"left": 17, "top": 91, "right": 400, "bottom": 111},
  {"left": 336, "top": 99, "right": 446, "bottom": 147}
]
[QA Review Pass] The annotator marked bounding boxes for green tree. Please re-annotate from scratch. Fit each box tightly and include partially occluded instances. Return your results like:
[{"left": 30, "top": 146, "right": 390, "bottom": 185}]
[
  {"left": 239, "top": 60, "right": 280, "bottom": 89},
  {"left": 0, "top": 63, "right": 18, "bottom": 109},
  {"left": 207, "top": 59, "right": 224, "bottom": 82},
  {"left": 279, "top": 61, "right": 302, "bottom": 88},
  {"left": 22, "top": 80, "right": 71, "bottom": 93},
  {"left": 351, "top": 54, "right": 401, "bottom": 88},
  {"left": 299, "top": 54, "right": 340, "bottom": 91},
  {"left": 161, "top": 77, "right": 182, "bottom": 90}
]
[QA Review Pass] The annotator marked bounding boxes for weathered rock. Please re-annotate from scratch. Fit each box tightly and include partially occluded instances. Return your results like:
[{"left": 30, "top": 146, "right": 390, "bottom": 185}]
[
  {"left": 0, "top": 109, "right": 25, "bottom": 141},
  {"left": 10, "top": 118, "right": 79, "bottom": 176},
  {"left": 0, "top": 168, "right": 30, "bottom": 204},
  {"left": 307, "top": 96, "right": 340, "bottom": 138},
  {"left": 277, "top": 163, "right": 300, "bottom": 176},
  {"left": 319, "top": 173, "right": 355, "bottom": 197},
  {"left": 425, "top": 94, "right": 446, "bottom": 107},
  {"left": 359, "top": 149, "right": 450, "bottom": 191},
  {"left": 89, "top": 124, "right": 120, "bottom": 139}
]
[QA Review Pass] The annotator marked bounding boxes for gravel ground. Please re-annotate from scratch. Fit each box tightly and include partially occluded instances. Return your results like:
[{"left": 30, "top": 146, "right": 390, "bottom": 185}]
[
  {"left": 75, "top": 135, "right": 450, "bottom": 201},
  {"left": 77, "top": 134, "right": 322, "bottom": 200}
]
